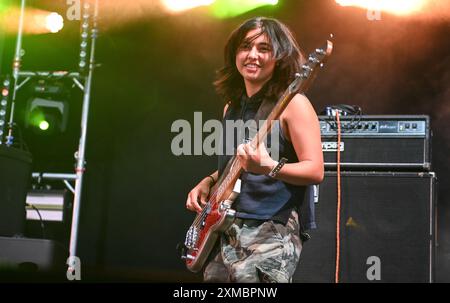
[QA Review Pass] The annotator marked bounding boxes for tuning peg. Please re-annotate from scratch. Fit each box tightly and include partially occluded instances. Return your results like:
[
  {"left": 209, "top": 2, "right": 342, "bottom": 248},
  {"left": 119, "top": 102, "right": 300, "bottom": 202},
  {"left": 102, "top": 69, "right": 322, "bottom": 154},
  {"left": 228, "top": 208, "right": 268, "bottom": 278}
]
[
  {"left": 308, "top": 56, "right": 320, "bottom": 63},
  {"left": 315, "top": 48, "right": 326, "bottom": 55},
  {"left": 302, "top": 64, "right": 312, "bottom": 71}
]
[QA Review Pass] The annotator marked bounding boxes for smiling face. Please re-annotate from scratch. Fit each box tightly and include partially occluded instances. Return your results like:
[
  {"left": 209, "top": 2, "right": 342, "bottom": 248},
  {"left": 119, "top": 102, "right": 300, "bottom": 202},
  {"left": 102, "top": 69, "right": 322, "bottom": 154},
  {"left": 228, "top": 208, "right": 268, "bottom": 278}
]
[{"left": 235, "top": 28, "right": 277, "bottom": 97}]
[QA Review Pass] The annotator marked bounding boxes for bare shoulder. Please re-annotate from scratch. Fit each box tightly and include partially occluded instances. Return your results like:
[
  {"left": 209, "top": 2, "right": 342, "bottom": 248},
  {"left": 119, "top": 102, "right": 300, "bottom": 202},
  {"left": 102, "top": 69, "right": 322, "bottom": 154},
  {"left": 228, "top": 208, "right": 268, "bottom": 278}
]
[
  {"left": 280, "top": 94, "right": 319, "bottom": 141},
  {"left": 282, "top": 94, "right": 318, "bottom": 122}
]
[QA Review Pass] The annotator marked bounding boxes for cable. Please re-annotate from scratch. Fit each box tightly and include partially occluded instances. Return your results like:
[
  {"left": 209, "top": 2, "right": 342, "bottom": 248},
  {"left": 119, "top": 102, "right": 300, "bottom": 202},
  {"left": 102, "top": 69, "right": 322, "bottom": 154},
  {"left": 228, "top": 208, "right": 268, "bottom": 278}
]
[
  {"left": 335, "top": 111, "right": 342, "bottom": 284},
  {"left": 321, "top": 105, "right": 357, "bottom": 283},
  {"left": 27, "top": 203, "right": 46, "bottom": 239},
  {"left": 322, "top": 105, "right": 363, "bottom": 135}
]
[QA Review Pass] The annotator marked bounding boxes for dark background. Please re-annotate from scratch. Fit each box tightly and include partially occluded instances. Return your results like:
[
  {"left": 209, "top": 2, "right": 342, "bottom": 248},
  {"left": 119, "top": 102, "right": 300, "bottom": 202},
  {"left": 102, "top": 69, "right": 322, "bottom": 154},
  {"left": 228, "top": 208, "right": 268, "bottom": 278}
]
[{"left": 1, "top": 0, "right": 449, "bottom": 281}]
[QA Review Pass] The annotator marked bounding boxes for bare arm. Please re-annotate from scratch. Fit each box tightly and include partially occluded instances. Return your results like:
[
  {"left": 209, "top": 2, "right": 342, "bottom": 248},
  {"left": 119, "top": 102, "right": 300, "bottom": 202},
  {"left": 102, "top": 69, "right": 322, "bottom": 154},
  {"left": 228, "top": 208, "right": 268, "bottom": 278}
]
[
  {"left": 275, "top": 94, "right": 324, "bottom": 185},
  {"left": 237, "top": 94, "right": 323, "bottom": 186},
  {"left": 185, "top": 103, "right": 229, "bottom": 212}
]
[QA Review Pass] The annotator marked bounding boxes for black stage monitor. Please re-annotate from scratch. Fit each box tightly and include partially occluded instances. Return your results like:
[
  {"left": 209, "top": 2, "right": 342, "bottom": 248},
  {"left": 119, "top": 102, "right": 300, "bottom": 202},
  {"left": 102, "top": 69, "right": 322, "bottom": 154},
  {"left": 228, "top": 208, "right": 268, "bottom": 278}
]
[{"left": 0, "top": 146, "right": 32, "bottom": 237}]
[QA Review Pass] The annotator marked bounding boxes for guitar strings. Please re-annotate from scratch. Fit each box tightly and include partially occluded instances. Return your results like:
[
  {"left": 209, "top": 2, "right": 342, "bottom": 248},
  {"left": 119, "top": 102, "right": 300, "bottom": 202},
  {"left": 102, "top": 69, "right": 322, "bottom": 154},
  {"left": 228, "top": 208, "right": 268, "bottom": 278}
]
[{"left": 191, "top": 157, "right": 241, "bottom": 229}]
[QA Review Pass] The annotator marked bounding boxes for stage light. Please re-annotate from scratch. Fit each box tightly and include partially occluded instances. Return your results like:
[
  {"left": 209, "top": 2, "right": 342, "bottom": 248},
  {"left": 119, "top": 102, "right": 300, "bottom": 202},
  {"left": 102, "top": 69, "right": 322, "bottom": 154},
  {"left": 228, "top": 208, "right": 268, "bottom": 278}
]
[
  {"left": 336, "top": 0, "right": 426, "bottom": 15},
  {"left": 211, "top": 0, "right": 279, "bottom": 18},
  {"left": 45, "top": 12, "right": 64, "bottom": 33},
  {"left": 25, "top": 98, "right": 69, "bottom": 135},
  {"left": 0, "top": 77, "right": 10, "bottom": 142},
  {"left": 39, "top": 120, "right": 49, "bottom": 131},
  {"left": 79, "top": 2, "right": 91, "bottom": 72},
  {"left": 0, "top": 2, "right": 8, "bottom": 13},
  {"left": 24, "top": 80, "right": 69, "bottom": 135},
  {"left": 1, "top": 7, "right": 65, "bottom": 34},
  {"left": 162, "top": 0, "right": 216, "bottom": 12}
]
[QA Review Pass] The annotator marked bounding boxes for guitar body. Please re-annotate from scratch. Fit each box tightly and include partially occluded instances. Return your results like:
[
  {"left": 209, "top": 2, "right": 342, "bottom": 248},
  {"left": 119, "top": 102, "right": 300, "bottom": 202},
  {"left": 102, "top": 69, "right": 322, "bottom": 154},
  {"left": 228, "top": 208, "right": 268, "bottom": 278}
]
[
  {"left": 184, "top": 181, "right": 240, "bottom": 273},
  {"left": 185, "top": 201, "right": 236, "bottom": 273}
]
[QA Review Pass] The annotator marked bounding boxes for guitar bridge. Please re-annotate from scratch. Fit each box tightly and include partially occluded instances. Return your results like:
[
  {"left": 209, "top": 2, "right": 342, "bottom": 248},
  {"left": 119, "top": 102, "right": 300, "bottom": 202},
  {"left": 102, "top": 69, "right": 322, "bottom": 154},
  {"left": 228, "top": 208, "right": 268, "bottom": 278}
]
[{"left": 184, "top": 226, "right": 199, "bottom": 249}]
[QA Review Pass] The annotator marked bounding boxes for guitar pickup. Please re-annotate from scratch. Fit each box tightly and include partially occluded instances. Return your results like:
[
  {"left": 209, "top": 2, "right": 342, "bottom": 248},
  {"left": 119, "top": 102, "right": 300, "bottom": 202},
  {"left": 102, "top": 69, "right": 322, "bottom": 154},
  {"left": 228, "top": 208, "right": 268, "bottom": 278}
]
[{"left": 181, "top": 254, "right": 195, "bottom": 261}]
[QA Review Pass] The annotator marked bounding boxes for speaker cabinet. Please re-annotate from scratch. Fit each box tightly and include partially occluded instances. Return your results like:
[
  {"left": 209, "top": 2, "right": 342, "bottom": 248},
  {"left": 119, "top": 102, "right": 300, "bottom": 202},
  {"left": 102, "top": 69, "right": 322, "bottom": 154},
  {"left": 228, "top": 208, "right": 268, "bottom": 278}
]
[
  {"left": 0, "top": 236, "right": 68, "bottom": 280},
  {"left": 294, "top": 171, "right": 436, "bottom": 283},
  {"left": 0, "top": 146, "right": 32, "bottom": 237}
]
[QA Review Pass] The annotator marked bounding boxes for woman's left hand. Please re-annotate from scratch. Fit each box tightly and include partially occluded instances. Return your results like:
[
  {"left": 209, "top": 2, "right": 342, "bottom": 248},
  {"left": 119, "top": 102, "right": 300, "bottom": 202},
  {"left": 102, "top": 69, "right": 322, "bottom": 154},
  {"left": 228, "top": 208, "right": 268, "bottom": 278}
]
[{"left": 236, "top": 141, "right": 277, "bottom": 175}]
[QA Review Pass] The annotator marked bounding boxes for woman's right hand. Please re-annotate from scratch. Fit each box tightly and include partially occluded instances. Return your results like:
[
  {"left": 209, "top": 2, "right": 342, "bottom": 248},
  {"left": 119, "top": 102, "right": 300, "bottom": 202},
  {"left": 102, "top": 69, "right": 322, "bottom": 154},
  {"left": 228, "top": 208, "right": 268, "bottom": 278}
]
[{"left": 186, "top": 177, "right": 214, "bottom": 213}]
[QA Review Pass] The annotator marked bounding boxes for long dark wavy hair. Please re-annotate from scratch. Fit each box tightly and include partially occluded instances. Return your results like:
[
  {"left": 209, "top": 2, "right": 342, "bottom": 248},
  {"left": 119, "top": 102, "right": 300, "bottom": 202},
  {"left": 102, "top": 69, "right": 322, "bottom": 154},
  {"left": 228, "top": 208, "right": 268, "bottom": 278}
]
[{"left": 214, "top": 17, "right": 306, "bottom": 104}]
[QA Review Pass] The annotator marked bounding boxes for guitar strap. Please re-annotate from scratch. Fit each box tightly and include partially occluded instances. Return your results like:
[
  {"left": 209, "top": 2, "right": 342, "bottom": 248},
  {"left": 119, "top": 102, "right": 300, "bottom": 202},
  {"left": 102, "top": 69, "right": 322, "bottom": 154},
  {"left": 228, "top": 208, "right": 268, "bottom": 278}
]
[
  {"left": 253, "top": 95, "right": 276, "bottom": 122},
  {"left": 241, "top": 95, "right": 277, "bottom": 144}
]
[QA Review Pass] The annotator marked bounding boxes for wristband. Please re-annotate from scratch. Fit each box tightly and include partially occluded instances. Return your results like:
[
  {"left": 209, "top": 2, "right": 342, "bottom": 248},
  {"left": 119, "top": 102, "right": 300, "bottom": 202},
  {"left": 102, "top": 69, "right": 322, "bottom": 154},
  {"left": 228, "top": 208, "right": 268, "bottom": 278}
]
[
  {"left": 268, "top": 157, "right": 288, "bottom": 178},
  {"left": 207, "top": 175, "right": 216, "bottom": 185}
]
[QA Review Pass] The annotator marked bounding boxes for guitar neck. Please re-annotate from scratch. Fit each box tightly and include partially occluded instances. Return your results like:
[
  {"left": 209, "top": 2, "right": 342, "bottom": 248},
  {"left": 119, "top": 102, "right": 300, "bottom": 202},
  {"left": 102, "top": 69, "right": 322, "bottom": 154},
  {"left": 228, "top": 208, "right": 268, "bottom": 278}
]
[
  {"left": 214, "top": 88, "right": 300, "bottom": 203},
  {"left": 251, "top": 89, "right": 296, "bottom": 148}
]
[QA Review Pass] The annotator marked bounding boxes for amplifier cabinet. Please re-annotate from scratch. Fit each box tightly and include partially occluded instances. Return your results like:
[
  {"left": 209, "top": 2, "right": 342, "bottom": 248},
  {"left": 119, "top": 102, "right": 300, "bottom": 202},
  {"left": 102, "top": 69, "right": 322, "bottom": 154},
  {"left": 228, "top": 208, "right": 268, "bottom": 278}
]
[
  {"left": 319, "top": 115, "right": 431, "bottom": 171},
  {"left": 294, "top": 171, "right": 437, "bottom": 283}
]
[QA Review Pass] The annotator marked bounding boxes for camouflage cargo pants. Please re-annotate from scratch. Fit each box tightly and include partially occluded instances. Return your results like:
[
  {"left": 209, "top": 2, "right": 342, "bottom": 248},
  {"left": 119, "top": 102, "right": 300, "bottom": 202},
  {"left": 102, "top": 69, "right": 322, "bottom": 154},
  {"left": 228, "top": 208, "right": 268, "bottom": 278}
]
[{"left": 203, "top": 209, "right": 302, "bottom": 283}]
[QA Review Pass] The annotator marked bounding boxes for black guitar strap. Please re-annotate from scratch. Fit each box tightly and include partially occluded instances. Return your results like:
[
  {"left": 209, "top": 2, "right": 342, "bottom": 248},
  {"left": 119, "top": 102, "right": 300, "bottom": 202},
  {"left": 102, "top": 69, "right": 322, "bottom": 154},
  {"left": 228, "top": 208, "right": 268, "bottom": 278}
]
[{"left": 253, "top": 95, "right": 276, "bottom": 122}]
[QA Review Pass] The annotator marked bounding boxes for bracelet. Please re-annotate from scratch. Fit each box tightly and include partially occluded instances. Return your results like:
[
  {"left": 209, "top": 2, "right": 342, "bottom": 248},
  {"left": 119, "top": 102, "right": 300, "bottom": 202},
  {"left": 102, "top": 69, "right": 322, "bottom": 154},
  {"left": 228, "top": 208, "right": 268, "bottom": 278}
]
[
  {"left": 268, "top": 157, "right": 288, "bottom": 178},
  {"left": 206, "top": 175, "right": 216, "bottom": 185}
]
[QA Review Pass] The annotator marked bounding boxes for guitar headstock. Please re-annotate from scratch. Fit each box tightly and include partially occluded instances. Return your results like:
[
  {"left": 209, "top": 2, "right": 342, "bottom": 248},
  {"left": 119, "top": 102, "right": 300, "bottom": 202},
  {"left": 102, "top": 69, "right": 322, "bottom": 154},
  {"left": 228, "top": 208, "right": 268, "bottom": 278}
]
[{"left": 288, "top": 39, "right": 333, "bottom": 95}]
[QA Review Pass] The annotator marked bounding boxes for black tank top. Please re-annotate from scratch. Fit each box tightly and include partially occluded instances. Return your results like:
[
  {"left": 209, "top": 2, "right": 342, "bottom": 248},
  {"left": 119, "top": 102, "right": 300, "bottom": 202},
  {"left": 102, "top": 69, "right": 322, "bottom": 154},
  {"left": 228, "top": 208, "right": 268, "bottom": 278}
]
[{"left": 217, "top": 88, "right": 307, "bottom": 224}]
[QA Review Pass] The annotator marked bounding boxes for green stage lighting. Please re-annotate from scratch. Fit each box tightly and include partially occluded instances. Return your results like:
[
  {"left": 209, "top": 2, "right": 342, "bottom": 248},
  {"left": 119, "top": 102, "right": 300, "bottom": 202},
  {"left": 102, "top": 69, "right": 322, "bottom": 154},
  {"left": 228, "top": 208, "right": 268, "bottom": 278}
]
[
  {"left": 24, "top": 80, "right": 69, "bottom": 135},
  {"left": 211, "top": 0, "right": 278, "bottom": 18},
  {"left": 39, "top": 120, "right": 50, "bottom": 131},
  {"left": 25, "top": 97, "right": 68, "bottom": 135},
  {"left": 0, "top": 1, "right": 9, "bottom": 13}
]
